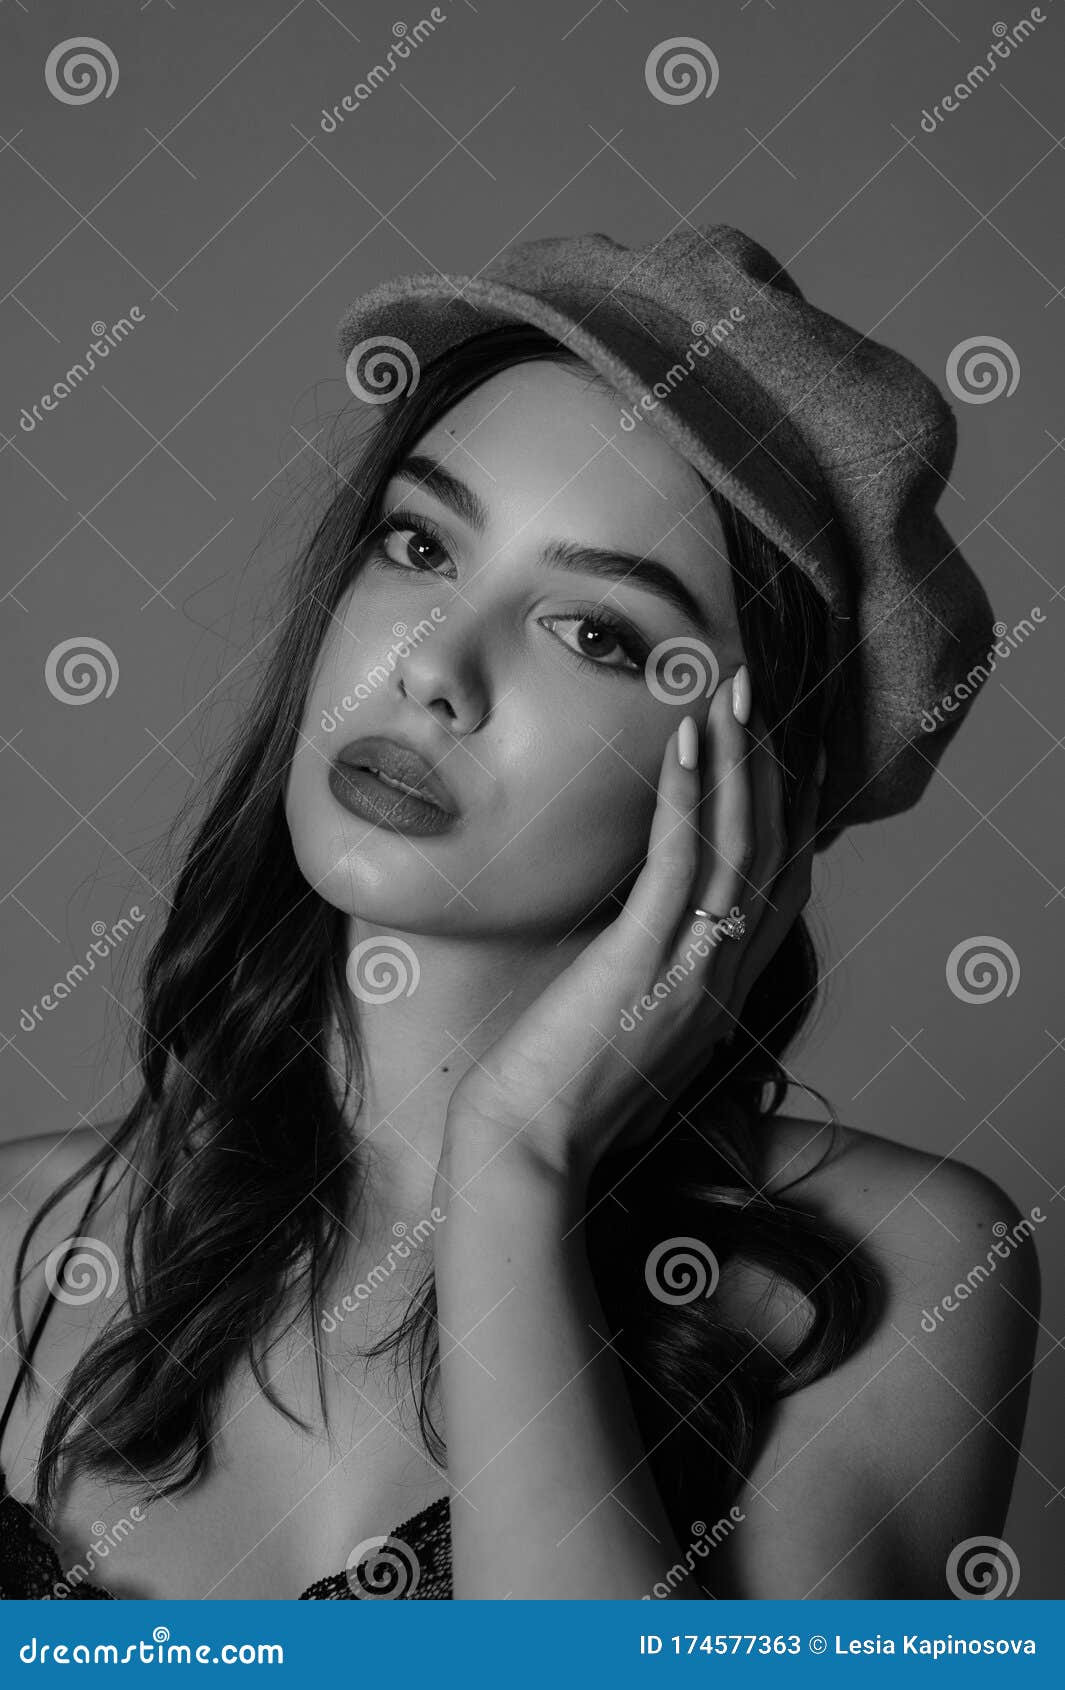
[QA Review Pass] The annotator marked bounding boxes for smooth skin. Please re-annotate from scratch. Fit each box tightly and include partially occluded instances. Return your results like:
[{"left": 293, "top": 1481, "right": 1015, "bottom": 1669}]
[
  {"left": 0, "top": 362, "right": 1041, "bottom": 1598},
  {"left": 440, "top": 673, "right": 812, "bottom": 1186},
  {"left": 430, "top": 688, "right": 1040, "bottom": 1598},
  {"left": 0, "top": 1115, "right": 1040, "bottom": 1597}
]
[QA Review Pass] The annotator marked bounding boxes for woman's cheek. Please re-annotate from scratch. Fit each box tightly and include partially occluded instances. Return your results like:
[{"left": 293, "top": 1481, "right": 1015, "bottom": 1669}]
[
  {"left": 308, "top": 644, "right": 357, "bottom": 729},
  {"left": 538, "top": 756, "right": 657, "bottom": 871}
]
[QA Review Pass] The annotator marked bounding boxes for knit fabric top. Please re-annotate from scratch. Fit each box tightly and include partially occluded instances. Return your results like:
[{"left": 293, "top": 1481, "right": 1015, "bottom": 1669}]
[{"left": 0, "top": 1192, "right": 451, "bottom": 1600}]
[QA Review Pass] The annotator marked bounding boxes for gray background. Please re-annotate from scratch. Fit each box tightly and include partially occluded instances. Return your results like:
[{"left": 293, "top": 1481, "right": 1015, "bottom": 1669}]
[{"left": 2, "top": 0, "right": 1062, "bottom": 1595}]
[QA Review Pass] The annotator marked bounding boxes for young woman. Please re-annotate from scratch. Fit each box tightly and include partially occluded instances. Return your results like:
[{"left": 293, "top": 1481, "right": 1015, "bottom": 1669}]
[{"left": 0, "top": 285, "right": 1040, "bottom": 1600}]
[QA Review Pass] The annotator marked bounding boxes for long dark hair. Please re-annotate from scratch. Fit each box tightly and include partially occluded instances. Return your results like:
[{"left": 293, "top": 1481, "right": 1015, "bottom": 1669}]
[{"left": 11, "top": 322, "right": 878, "bottom": 1537}]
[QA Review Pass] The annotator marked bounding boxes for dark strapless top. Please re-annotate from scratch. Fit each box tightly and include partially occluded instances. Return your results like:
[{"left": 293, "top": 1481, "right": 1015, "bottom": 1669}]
[
  {"left": 0, "top": 1161, "right": 452, "bottom": 1599},
  {"left": 0, "top": 1465, "right": 451, "bottom": 1599}
]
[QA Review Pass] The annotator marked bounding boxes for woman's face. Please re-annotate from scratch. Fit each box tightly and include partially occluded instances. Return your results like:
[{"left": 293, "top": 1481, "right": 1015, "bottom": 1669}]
[{"left": 285, "top": 358, "right": 746, "bottom": 938}]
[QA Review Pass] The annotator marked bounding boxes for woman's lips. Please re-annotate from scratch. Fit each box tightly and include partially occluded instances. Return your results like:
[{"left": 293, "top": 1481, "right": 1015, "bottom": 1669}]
[
  {"left": 332, "top": 733, "right": 458, "bottom": 813},
  {"left": 327, "top": 762, "right": 458, "bottom": 837}
]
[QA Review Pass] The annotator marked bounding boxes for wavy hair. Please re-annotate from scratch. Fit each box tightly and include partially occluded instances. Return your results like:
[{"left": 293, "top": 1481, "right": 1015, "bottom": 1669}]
[{"left": 10, "top": 322, "right": 879, "bottom": 1541}]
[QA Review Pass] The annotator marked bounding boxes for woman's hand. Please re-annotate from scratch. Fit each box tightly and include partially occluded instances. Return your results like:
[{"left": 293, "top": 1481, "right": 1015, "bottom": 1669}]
[{"left": 442, "top": 670, "right": 825, "bottom": 1190}]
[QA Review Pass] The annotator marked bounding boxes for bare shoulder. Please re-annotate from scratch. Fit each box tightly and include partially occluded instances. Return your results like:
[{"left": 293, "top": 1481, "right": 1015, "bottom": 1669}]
[
  {"left": 758, "top": 1109, "right": 1038, "bottom": 1249},
  {"left": 708, "top": 1112, "right": 1042, "bottom": 1596},
  {"left": 0, "top": 1124, "right": 121, "bottom": 1400},
  {"left": 729, "top": 1108, "right": 1042, "bottom": 1352}
]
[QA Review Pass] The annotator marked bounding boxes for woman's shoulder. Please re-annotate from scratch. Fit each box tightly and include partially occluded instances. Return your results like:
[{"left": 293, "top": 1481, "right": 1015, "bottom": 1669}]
[
  {"left": 709, "top": 1111, "right": 1042, "bottom": 1595},
  {"left": 759, "top": 1109, "right": 1030, "bottom": 1229},
  {"left": 0, "top": 1124, "right": 122, "bottom": 1393},
  {"left": 0, "top": 1123, "right": 116, "bottom": 1237},
  {"left": 719, "top": 1109, "right": 1042, "bottom": 1356}
]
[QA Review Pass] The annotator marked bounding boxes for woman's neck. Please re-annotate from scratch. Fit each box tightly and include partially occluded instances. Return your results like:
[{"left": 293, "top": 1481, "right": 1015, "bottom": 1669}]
[{"left": 328, "top": 913, "right": 593, "bottom": 1229}]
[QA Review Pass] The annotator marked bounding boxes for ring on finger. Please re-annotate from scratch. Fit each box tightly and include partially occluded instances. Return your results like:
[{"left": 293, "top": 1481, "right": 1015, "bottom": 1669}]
[{"left": 692, "top": 904, "right": 747, "bottom": 941}]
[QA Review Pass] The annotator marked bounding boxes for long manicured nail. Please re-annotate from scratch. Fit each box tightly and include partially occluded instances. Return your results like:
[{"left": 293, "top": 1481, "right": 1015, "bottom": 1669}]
[
  {"left": 677, "top": 714, "right": 699, "bottom": 770},
  {"left": 732, "top": 663, "right": 752, "bottom": 726}
]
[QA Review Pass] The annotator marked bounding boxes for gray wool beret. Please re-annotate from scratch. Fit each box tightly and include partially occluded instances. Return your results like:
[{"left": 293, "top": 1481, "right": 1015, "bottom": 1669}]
[{"left": 336, "top": 222, "right": 997, "bottom": 851}]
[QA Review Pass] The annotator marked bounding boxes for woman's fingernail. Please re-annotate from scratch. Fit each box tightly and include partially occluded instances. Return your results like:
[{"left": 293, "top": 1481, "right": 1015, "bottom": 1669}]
[
  {"left": 814, "top": 744, "right": 827, "bottom": 787},
  {"left": 731, "top": 663, "right": 752, "bottom": 726},
  {"left": 677, "top": 714, "right": 699, "bottom": 769}
]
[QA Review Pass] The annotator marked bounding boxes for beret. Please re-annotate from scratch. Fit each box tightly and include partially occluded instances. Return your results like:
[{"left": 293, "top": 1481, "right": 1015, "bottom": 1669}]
[{"left": 336, "top": 222, "right": 996, "bottom": 850}]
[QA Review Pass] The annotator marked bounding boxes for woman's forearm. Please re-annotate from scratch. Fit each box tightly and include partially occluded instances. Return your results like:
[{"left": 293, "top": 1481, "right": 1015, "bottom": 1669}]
[{"left": 431, "top": 1123, "right": 704, "bottom": 1600}]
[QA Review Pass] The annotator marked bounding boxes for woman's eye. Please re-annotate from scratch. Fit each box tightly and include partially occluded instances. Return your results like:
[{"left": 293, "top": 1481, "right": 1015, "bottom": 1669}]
[
  {"left": 376, "top": 520, "right": 452, "bottom": 574},
  {"left": 371, "top": 516, "right": 646, "bottom": 678},
  {"left": 541, "top": 614, "right": 646, "bottom": 675}
]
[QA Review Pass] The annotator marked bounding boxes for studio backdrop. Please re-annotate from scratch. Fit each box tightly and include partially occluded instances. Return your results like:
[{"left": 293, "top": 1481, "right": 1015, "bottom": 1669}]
[{"left": 1, "top": 0, "right": 1062, "bottom": 1599}]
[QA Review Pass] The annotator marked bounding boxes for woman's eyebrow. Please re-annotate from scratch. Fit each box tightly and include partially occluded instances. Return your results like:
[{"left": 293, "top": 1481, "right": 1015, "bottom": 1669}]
[{"left": 393, "top": 453, "right": 719, "bottom": 632}]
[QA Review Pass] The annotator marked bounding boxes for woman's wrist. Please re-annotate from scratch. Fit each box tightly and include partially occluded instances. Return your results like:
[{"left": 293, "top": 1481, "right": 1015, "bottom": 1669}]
[{"left": 434, "top": 1109, "right": 590, "bottom": 1221}]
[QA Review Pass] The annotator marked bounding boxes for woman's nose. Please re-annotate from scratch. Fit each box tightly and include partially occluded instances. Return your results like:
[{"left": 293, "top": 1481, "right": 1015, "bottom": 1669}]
[{"left": 393, "top": 620, "right": 491, "bottom": 737}]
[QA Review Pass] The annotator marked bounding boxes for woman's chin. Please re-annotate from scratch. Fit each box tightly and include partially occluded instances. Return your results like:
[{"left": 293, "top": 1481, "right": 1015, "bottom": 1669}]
[{"left": 287, "top": 830, "right": 456, "bottom": 926}]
